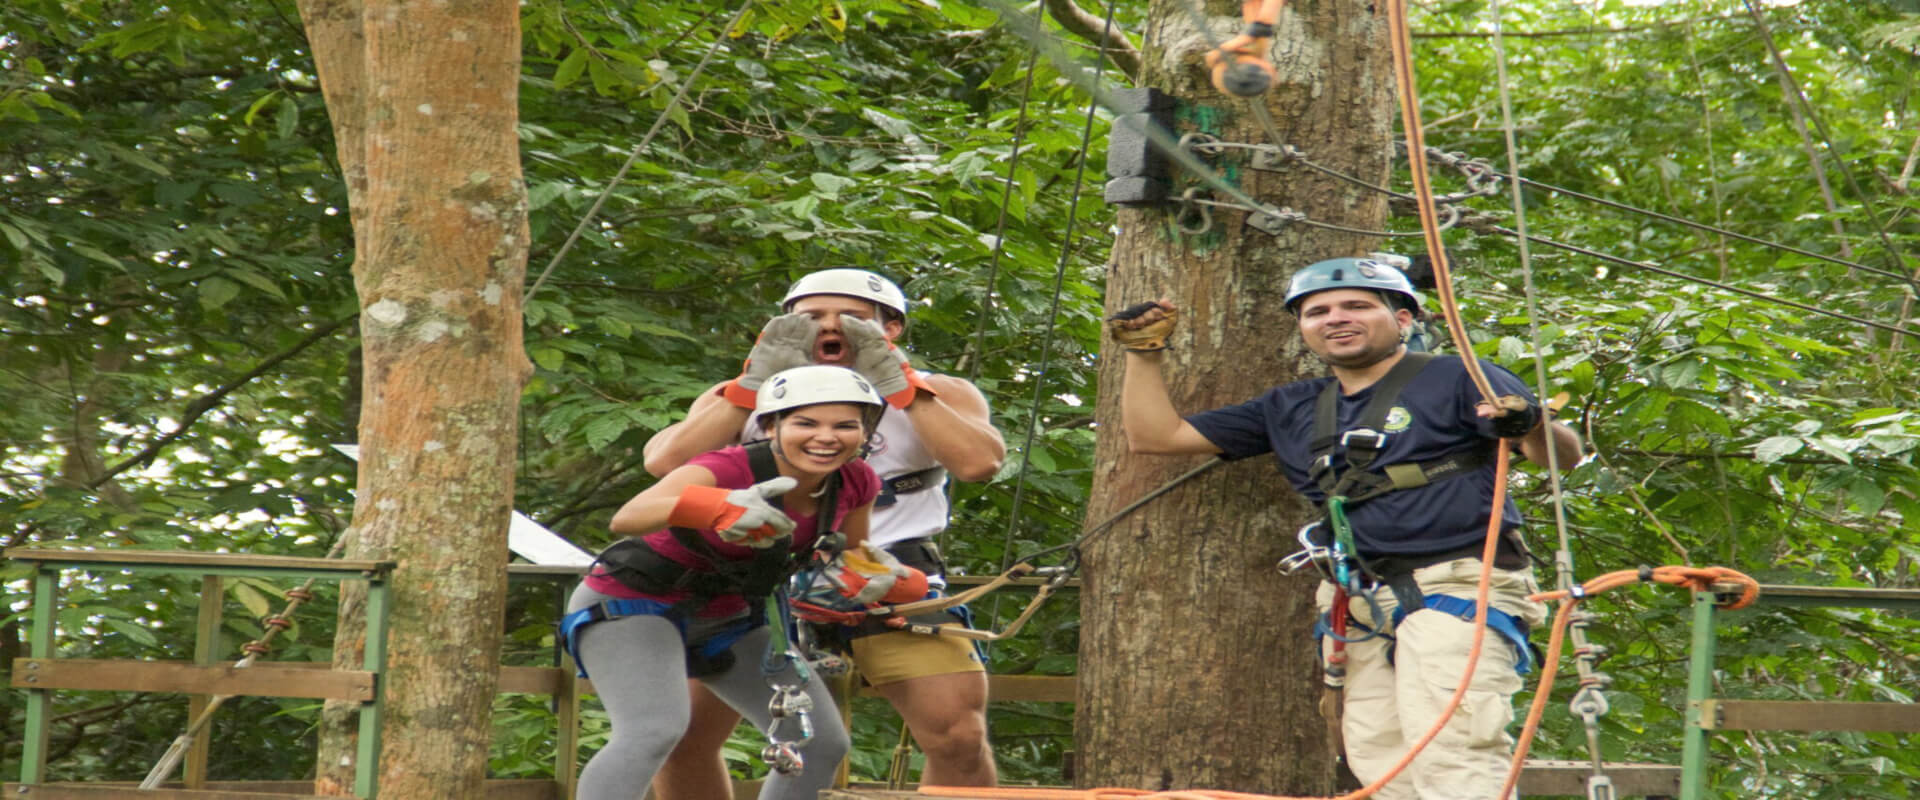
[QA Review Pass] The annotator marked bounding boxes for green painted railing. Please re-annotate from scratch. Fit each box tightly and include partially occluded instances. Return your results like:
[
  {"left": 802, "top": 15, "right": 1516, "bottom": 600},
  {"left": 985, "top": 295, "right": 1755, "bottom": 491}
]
[{"left": 1679, "top": 583, "right": 1920, "bottom": 799}]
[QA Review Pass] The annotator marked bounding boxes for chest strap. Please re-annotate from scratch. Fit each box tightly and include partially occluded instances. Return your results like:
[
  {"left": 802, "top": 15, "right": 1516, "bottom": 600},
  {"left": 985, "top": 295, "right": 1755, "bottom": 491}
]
[
  {"left": 1306, "top": 352, "right": 1489, "bottom": 506},
  {"left": 875, "top": 466, "right": 946, "bottom": 509}
]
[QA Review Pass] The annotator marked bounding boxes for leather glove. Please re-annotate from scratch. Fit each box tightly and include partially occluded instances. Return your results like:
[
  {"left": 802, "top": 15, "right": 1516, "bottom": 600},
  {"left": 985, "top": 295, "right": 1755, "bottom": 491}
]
[
  {"left": 842, "top": 316, "right": 936, "bottom": 410},
  {"left": 667, "top": 476, "right": 798, "bottom": 547},
  {"left": 1107, "top": 301, "right": 1177, "bottom": 352},
  {"left": 830, "top": 542, "right": 930, "bottom": 605},
  {"left": 721, "top": 314, "right": 819, "bottom": 409},
  {"left": 1489, "top": 395, "right": 1541, "bottom": 439}
]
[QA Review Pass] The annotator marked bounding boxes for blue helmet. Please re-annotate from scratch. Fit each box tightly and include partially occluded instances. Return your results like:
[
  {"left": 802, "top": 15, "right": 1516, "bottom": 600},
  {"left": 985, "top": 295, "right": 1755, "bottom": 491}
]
[{"left": 1284, "top": 257, "right": 1420, "bottom": 314}]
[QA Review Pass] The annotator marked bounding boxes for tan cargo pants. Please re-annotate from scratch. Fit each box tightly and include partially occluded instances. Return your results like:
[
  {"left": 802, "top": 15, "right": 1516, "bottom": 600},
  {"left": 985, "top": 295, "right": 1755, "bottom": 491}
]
[{"left": 1314, "top": 558, "right": 1548, "bottom": 800}]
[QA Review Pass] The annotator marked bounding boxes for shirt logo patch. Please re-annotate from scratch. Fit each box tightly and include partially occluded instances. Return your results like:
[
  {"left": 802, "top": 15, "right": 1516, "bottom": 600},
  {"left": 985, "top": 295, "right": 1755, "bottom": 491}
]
[
  {"left": 1384, "top": 406, "right": 1413, "bottom": 433},
  {"left": 867, "top": 431, "right": 889, "bottom": 456}
]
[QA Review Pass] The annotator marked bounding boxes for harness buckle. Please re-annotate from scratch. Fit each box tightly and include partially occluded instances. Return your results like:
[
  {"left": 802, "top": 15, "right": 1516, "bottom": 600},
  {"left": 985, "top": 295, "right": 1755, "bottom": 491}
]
[{"left": 1340, "top": 428, "right": 1388, "bottom": 451}]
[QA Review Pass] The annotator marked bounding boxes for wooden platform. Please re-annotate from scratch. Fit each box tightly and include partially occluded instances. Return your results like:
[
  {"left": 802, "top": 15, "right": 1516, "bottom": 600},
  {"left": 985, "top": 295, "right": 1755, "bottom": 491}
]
[
  {"left": 0, "top": 780, "right": 556, "bottom": 799},
  {"left": 819, "top": 760, "right": 1684, "bottom": 798}
]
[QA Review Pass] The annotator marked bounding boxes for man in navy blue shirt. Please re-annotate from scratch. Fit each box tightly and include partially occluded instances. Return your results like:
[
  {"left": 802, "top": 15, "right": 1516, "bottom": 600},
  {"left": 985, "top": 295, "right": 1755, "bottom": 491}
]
[{"left": 1109, "top": 256, "right": 1580, "bottom": 800}]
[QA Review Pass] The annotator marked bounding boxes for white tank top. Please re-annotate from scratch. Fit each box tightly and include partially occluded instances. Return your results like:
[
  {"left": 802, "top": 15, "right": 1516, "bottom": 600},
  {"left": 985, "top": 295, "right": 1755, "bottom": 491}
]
[{"left": 741, "top": 375, "right": 951, "bottom": 550}]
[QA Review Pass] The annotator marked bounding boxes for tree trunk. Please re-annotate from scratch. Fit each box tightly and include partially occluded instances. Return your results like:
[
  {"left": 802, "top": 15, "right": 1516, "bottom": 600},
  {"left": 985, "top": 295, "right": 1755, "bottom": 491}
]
[
  {"left": 299, "top": 0, "right": 531, "bottom": 795},
  {"left": 1078, "top": 0, "right": 1393, "bottom": 793}
]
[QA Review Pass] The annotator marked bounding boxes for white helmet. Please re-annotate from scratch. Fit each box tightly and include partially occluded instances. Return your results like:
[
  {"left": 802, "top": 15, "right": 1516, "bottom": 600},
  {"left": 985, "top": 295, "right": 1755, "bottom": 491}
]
[
  {"left": 781, "top": 269, "right": 909, "bottom": 318},
  {"left": 756, "top": 365, "right": 886, "bottom": 426}
]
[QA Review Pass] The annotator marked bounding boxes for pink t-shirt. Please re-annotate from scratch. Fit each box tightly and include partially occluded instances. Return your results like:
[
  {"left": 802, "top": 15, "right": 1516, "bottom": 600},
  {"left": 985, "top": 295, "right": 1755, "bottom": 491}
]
[{"left": 586, "top": 446, "right": 878, "bottom": 617}]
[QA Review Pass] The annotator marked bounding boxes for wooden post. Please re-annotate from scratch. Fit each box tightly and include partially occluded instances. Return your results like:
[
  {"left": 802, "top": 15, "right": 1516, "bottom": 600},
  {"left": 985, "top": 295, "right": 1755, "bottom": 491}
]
[
  {"left": 556, "top": 655, "right": 580, "bottom": 800},
  {"left": 186, "top": 574, "right": 224, "bottom": 788}
]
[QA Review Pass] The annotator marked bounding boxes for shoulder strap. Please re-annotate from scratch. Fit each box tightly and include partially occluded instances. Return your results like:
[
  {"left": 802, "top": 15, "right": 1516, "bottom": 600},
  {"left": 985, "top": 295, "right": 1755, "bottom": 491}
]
[
  {"left": 743, "top": 440, "right": 784, "bottom": 511},
  {"left": 1309, "top": 352, "right": 1438, "bottom": 498},
  {"left": 1309, "top": 353, "right": 1435, "bottom": 455}
]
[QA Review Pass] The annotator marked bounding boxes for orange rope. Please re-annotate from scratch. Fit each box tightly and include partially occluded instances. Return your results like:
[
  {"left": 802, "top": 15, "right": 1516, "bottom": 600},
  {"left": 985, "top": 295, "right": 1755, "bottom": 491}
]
[
  {"left": 1382, "top": 0, "right": 1500, "bottom": 407},
  {"left": 923, "top": 449, "right": 1516, "bottom": 800},
  {"left": 920, "top": 558, "right": 1763, "bottom": 800},
  {"left": 1493, "top": 565, "right": 1760, "bottom": 798}
]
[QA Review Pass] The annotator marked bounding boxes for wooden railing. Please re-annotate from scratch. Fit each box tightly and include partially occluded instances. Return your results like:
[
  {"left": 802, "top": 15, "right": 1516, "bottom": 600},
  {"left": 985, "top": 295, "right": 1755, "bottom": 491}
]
[{"left": 10, "top": 548, "right": 1916, "bottom": 800}]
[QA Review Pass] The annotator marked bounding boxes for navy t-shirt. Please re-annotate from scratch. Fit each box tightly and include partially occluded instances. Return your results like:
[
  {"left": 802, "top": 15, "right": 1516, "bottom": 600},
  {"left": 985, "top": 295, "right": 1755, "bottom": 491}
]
[{"left": 1185, "top": 356, "right": 1533, "bottom": 557}]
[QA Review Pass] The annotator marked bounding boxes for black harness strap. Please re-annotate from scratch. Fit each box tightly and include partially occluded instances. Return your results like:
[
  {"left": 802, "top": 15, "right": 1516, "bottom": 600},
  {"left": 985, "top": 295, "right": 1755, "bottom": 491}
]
[
  {"left": 600, "top": 440, "right": 842, "bottom": 600},
  {"left": 874, "top": 465, "right": 946, "bottom": 509},
  {"left": 1306, "top": 353, "right": 1492, "bottom": 506}
]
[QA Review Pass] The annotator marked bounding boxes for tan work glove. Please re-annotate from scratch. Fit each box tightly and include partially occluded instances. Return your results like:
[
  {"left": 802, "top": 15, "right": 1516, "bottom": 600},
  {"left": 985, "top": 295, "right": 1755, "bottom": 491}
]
[{"left": 1106, "top": 300, "right": 1178, "bottom": 352}]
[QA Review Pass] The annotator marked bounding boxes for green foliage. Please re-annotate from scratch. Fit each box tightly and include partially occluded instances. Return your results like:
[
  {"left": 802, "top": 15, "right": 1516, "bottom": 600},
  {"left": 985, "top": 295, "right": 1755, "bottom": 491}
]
[{"left": 1415, "top": 1, "right": 1920, "bottom": 793}]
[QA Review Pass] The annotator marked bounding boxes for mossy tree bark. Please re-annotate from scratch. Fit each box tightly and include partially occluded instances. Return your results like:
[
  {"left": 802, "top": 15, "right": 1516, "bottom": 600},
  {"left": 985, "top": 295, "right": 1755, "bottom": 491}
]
[
  {"left": 1078, "top": 0, "right": 1394, "bottom": 793},
  {"left": 298, "top": 0, "right": 532, "bottom": 794}
]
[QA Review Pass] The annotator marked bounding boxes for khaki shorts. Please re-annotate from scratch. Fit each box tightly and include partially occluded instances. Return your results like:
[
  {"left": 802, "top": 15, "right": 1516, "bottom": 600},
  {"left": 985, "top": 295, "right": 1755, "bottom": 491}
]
[{"left": 850, "top": 629, "right": 985, "bottom": 686}]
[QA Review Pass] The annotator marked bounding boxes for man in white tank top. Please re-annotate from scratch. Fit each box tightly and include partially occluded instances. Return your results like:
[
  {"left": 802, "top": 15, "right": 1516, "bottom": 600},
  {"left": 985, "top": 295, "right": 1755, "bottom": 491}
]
[{"left": 642, "top": 269, "right": 1006, "bottom": 796}]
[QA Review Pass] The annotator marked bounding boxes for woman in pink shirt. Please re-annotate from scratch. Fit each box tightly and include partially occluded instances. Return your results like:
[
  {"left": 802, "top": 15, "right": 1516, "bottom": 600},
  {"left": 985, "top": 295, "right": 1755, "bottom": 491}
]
[{"left": 561, "top": 365, "right": 925, "bottom": 800}]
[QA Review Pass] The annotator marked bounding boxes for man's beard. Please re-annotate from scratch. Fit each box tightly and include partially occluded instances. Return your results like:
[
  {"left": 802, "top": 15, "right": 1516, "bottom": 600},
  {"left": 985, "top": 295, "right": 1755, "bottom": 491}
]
[{"left": 1316, "top": 338, "right": 1401, "bottom": 369}]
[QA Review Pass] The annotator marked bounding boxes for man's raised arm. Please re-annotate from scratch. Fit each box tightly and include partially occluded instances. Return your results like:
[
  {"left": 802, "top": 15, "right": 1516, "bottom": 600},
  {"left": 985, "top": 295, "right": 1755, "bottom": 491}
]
[{"left": 1109, "top": 300, "right": 1222, "bottom": 456}]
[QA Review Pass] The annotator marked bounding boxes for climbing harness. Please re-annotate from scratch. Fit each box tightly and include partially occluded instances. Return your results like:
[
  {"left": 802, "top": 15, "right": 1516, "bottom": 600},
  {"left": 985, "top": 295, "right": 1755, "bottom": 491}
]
[
  {"left": 559, "top": 438, "right": 849, "bottom": 774},
  {"left": 875, "top": 466, "right": 946, "bottom": 509},
  {"left": 1203, "top": 0, "right": 1285, "bottom": 97}
]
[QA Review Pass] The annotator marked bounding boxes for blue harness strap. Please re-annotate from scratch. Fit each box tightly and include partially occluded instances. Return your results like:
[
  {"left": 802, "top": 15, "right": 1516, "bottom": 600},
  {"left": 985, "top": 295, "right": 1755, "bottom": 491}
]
[
  {"left": 1312, "top": 592, "right": 1535, "bottom": 676},
  {"left": 1394, "top": 594, "right": 1535, "bottom": 675},
  {"left": 558, "top": 597, "right": 758, "bottom": 678}
]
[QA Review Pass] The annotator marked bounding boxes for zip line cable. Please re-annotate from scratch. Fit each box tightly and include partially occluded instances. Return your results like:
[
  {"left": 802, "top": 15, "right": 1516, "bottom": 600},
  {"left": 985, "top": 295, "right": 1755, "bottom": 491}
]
[
  {"left": 1487, "top": 0, "right": 1571, "bottom": 554},
  {"left": 1486, "top": 224, "right": 1920, "bottom": 341},
  {"left": 1213, "top": 135, "right": 1914, "bottom": 290},
  {"left": 1486, "top": 2, "right": 1617, "bottom": 791},
  {"left": 1504, "top": 170, "right": 1917, "bottom": 288},
  {"left": 969, "top": 43, "right": 1043, "bottom": 384},
  {"left": 1178, "top": 182, "right": 1918, "bottom": 339},
  {"left": 523, "top": 0, "right": 753, "bottom": 304},
  {"left": 989, "top": 0, "right": 1120, "bottom": 623}
]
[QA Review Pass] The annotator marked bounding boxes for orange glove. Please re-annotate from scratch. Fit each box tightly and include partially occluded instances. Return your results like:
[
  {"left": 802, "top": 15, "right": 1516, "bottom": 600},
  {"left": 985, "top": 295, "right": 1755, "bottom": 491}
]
[
  {"left": 831, "top": 543, "right": 930, "bottom": 605},
  {"left": 667, "top": 477, "right": 797, "bottom": 547}
]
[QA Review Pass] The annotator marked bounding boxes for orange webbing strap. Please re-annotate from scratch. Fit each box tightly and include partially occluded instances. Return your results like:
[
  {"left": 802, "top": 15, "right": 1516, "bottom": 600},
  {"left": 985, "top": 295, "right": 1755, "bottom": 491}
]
[
  {"left": 1205, "top": 0, "right": 1286, "bottom": 97},
  {"left": 1495, "top": 565, "right": 1760, "bottom": 798},
  {"left": 925, "top": 449, "right": 1518, "bottom": 800}
]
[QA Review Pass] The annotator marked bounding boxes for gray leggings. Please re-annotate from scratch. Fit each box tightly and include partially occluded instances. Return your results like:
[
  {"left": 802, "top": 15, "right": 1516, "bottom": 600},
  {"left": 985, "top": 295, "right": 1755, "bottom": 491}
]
[{"left": 568, "top": 584, "right": 848, "bottom": 800}]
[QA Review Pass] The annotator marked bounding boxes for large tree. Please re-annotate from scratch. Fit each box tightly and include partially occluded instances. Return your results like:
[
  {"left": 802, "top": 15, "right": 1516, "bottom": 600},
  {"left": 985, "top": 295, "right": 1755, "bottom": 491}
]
[
  {"left": 1078, "top": 0, "right": 1394, "bottom": 792},
  {"left": 295, "top": 0, "right": 531, "bottom": 794}
]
